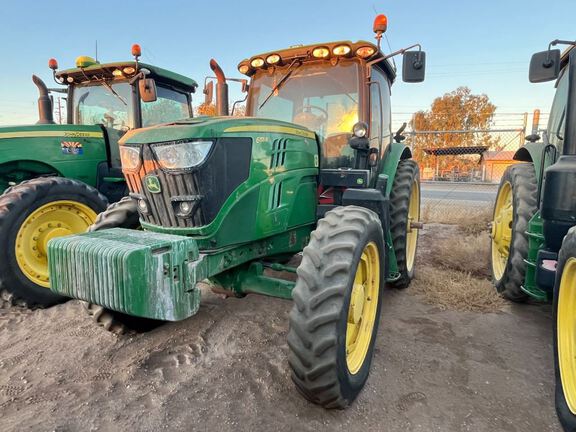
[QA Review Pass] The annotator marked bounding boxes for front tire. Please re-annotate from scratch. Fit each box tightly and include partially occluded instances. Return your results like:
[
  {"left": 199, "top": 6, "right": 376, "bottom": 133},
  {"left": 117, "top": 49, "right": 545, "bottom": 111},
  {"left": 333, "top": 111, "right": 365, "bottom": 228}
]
[
  {"left": 0, "top": 177, "right": 108, "bottom": 307},
  {"left": 84, "top": 197, "right": 159, "bottom": 334},
  {"left": 553, "top": 227, "right": 576, "bottom": 431},
  {"left": 490, "top": 163, "right": 537, "bottom": 301},
  {"left": 288, "top": 206, "right": 385, "bottom": 409}
]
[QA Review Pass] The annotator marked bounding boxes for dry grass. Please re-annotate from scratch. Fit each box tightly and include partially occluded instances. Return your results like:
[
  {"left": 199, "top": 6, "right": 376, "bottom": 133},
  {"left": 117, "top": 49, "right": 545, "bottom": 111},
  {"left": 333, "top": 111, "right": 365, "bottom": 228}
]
[
  {"left": 414, "top": 211, "right": 504, "bottom": 312},
  {"left": 411, "top": 265, "right": 505, "bottom": 313},
  {"left": 422, "top": 204, "right": 492, "bottom": 236},
  {"left": 428, "top": 233, "right": 491, "bottom": 278}
]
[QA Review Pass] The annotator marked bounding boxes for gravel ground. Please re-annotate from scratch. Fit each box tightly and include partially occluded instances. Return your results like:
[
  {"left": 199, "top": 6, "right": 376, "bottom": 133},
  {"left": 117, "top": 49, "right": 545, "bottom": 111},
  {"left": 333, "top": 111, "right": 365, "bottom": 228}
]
[{"left": 0, "top": 225, "right": 562, "bottom": 431}]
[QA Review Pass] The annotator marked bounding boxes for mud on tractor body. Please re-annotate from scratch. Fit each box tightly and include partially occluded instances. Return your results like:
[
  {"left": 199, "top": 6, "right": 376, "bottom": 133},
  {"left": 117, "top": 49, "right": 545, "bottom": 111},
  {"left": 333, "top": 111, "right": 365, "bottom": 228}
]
[
  {"left": 48, "top": 17, "right": 426, "bottom": 407},
  {"left": 0, "top": 45, "right": 197, "bottom": 307},
  {"left": 489, "top": 41, "right": 576, "bottom": 430}
]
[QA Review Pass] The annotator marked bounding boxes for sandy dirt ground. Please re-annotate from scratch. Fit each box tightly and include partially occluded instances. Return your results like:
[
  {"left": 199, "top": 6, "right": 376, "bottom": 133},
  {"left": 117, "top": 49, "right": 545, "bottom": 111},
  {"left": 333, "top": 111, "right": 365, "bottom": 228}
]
[{"left": 0, "top": 225, "right": 562, "bottom": 432}]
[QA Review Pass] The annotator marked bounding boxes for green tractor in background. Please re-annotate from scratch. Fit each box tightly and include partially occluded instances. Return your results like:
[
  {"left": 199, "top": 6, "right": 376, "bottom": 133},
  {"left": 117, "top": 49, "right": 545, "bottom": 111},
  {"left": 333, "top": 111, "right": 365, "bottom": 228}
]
[
  {"left": 0, "top": 45, "right": 197, "bottom": 307},
  {"left": 48, "top": 15, "right": 426, "bottom": 407},
  {"left": 489, "top": 41, "right": 576, "bottom": 430}
]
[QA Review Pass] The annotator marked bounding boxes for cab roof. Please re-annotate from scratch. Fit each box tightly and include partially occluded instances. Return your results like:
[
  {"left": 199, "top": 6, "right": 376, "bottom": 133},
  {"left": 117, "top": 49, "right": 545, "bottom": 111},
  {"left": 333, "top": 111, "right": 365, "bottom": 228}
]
[
  {"left": 56, "top": 62, "right": 198, "bottom": 93},
  {"left": 238, "top": 40, "right": 396, "bottom": 82}
]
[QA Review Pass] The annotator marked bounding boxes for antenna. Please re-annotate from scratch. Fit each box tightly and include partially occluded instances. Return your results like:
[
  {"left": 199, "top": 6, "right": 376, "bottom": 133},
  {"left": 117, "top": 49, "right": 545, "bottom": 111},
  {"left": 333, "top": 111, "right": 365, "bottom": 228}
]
[{"left": 95, "top": 40, "right": 98, "bottom": 62}]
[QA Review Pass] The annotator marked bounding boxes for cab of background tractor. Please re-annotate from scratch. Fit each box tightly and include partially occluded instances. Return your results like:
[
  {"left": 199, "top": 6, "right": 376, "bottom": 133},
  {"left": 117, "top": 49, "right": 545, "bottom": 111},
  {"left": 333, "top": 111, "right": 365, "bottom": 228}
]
[{"left": 48, "top": 45, "right": 197, "bottom": 168}]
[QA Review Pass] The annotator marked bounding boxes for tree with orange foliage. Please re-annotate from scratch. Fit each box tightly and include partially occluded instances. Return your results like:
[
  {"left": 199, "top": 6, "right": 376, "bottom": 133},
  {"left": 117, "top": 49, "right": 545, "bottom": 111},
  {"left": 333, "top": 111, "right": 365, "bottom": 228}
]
[
  {"left": 410, "top": 86, "right": 499, "bottom": 179},
  {"left": 196, "top": 103, "right": 216, "bottom": 117}
]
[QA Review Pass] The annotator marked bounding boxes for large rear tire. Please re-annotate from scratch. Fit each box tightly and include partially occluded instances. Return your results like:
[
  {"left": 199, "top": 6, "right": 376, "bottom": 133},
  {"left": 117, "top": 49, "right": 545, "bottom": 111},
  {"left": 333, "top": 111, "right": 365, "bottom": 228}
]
[
  {"left": 490, "top": 163, "right": 537, "bottom": 302},
  {"left": 84, "top": 197, "right": 160, "bottom": 334},
  {"left": 0, "top": 177, "right": 107, "bottom": 307},
  {"left": 553, "top": 227, "right": 576, "bottom": 431},
  {"left": 389, "top": 159, "right": 420, "bottom": 288},
  {"left": 288, "top": 206, "right": 385, "bottom": 408}
]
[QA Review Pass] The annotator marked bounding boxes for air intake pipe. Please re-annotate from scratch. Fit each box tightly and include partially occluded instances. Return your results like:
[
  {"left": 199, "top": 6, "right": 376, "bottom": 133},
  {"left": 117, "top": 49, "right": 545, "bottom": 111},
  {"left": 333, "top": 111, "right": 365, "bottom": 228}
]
[
  {"left": 32, "top": 75, "right": 55, "bottom": 124},
  {"left": 209, "top": 59, "right": 229, "bottom": 116}
]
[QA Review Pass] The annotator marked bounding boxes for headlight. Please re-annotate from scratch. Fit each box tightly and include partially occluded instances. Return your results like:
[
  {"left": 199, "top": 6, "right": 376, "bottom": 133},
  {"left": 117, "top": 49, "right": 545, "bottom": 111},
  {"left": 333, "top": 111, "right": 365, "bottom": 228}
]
[
  {"left": 152, "top": 140, "right": 213, "bottom": 170},
  {"left": 119, "top": 145, "right": 141, "bottom": 170},
  {"left": 353, "top": 122, "right": 369, "bottom": 138}
]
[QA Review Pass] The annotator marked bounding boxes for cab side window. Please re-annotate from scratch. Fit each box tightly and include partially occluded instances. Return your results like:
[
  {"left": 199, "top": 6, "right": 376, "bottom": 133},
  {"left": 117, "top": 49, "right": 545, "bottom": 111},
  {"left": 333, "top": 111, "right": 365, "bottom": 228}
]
[
  {"left": 141, "top": 86, "right": 191, "bottom": 127},
  {"left": 369, "top": 68, "right": 392, "bottom": 152}
]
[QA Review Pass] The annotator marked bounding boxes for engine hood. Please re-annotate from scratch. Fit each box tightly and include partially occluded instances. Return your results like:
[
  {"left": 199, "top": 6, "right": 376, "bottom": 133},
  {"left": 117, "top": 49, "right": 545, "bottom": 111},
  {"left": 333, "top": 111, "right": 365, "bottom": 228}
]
[{"left": 120, "top": 116, "right": 316, "bottom": 145}]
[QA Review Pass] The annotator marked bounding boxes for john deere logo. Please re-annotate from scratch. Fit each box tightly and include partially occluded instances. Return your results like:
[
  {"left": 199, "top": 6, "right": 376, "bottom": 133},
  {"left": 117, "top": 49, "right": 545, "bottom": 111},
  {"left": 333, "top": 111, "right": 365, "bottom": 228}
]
[{"left": 145, "top": 175, "right": 161, "bottom": 194}]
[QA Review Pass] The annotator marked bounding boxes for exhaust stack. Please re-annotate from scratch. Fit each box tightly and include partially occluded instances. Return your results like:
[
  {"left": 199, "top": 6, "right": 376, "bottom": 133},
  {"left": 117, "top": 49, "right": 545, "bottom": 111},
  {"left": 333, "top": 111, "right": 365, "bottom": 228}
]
[
  {"left": 209, "top": 59, "right": 229, "bottom": 116},
  {"left": 32, "top": 75, "right": 55, "bottom": 125}
]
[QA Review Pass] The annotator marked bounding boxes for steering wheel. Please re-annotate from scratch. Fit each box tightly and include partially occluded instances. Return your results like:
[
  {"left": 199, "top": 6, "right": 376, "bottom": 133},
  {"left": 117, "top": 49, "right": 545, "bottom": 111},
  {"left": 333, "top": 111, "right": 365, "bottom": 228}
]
[
  {"left": 294, "top": 104, "right": 328, "bottom": 129},
  {"left": 295, "top": 104, "right": 328, "bottom": 119}
]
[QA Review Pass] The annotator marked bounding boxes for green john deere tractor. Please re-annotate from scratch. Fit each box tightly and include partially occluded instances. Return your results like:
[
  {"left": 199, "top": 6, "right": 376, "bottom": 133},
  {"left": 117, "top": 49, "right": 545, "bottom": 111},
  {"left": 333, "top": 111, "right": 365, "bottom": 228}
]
[
  {"left": 0, "top": 45, "right": 197, "bottom": 307},
  {"left": 489, "top": 41, "right": 576, "bottom": 430},
  {"left": 48, "top": 15, "right": 426, "bottom": 407}
]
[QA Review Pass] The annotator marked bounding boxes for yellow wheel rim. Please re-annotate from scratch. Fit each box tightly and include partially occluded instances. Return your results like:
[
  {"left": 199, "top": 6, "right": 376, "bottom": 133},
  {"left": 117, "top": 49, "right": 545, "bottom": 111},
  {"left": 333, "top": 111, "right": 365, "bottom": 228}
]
[
  {"left": 406, "top": 180, "right": 420, "bottom": 272},
  {"left": 346, "top": 241, "right": 380, "bottom": 375},
  {"left": 491, "top": 181, "right": 513, "bottom": 280},
  {"left": 558, "top": 257, "right": 576, "bottom": 414},
  {"left": 15, "top": 200, "right": 97, "bottom": 287}
]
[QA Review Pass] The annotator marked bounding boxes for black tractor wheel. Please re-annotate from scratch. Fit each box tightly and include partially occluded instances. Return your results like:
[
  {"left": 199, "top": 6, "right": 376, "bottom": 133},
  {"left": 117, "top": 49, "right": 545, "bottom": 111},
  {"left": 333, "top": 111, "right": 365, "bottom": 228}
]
[
  {"left": 0, "top": 177, "right": 108, "bottom": 307},
  {"left": 389, "top": 159, "right": 420, "bottom": 288},
  {"left": 553, "top": 227, "right": 576, "bottom": 432},
  {"left": 288, "top": 206, "right": 385, "bottom": 409},
  {"left": 83, "top": 197, "right": 160, "bottom": 334},
  {"left": 490, "top": 163, "right": 538, "bottom": 302}
]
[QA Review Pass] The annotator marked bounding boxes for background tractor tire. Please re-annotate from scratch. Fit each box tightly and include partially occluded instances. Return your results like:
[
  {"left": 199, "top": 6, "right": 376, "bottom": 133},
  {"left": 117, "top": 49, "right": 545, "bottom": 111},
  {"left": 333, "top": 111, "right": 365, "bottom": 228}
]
[
  {"left": 553, "top": 227, "right": 576, "bottom": 432},
  {"left": 83, "top": 197, "right": 160, "bottom": 334},
  {"left": 0, "top": 177, "right": 108, "bottom": 307},
  {"left": 288, "top": 206, "right": 385, "bottom": 409},
  {"left": 389, "top": 159, "right": 420, "bottom": 288},
  {"left": 490, "top": 163, "right": 537, "bottom": 302}
]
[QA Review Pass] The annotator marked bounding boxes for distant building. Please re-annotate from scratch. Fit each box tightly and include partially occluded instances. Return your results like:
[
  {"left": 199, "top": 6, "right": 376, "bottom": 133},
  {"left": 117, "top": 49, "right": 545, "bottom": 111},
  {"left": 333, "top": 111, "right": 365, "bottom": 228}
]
[{"left": 481, "top": 150, "right": 517, "bottom": 182}]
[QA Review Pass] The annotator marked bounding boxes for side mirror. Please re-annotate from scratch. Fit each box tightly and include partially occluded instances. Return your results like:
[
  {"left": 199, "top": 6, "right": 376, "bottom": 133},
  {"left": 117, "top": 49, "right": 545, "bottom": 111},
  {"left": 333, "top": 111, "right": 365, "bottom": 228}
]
[
  {"left": 139, "top": 78, "right": 157, "bottom": 102},
  {"left": 402, "top": 51, "right": 426, "bottom": 83},
  {"left": 204, "top": 80, "right": 214, "bottom": 106},
  {"left": 529, "top": 49, "right": 561, "bottom": 83}
]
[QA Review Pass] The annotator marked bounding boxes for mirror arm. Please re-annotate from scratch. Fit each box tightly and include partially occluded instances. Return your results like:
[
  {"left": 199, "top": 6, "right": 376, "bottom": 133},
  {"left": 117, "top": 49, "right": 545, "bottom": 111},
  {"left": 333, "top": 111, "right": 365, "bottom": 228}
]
[
  {"left": 365, "top": 43, "right": 423, "bottom": 78},
  {"left": 546, "top": 40, "right": 576, "bottom": 66}
]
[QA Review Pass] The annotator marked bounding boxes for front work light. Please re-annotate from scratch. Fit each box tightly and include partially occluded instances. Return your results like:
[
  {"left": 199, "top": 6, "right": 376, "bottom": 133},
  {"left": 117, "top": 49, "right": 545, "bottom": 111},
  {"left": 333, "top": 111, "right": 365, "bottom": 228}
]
[
  {"left": 356, "top": 46, "right": 376, "bottom": 58},
  {"left": 251, "top": 57, "right": 265, "bottom": 68},
  {"left": 266, "top": 54, "right": 281, "bottom": 65},
  {"left": 120, "top": 146, "right": 142, "bottom": 170},
  {"left": 238, "top": 63, "right": 250, "bottom": 74},
  {"left": 152, "top": 141, "right": 213, "bottom": 170},
  {"left": 312, "top": 47, "right": 330, "bottom": 59},
  {"left": 332, "top": 45, "right": 351, "bottom": 56}
]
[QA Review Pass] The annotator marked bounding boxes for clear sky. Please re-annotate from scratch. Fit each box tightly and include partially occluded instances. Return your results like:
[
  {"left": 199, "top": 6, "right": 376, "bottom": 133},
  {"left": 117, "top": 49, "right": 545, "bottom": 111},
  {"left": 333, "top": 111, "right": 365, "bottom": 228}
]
[{"left": 0, "top": 0, "right": 573, "bottom": 127}]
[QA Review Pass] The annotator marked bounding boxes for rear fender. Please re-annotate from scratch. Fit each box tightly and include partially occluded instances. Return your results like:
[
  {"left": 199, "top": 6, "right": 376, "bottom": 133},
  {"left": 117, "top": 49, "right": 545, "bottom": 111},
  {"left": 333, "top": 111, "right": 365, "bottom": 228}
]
[{"left": 514, "top": 142, "right": 554, "bottom": 184}]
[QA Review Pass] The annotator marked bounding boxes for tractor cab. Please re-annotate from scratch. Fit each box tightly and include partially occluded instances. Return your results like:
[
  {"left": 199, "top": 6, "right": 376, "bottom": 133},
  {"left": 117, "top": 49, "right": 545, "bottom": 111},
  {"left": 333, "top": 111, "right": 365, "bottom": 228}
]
[
  {"left": 49, "top": 45, "right": 197, "bottom": 167},
  {"left": 239, "top": 38, "right": 425, "bottom": 177}
]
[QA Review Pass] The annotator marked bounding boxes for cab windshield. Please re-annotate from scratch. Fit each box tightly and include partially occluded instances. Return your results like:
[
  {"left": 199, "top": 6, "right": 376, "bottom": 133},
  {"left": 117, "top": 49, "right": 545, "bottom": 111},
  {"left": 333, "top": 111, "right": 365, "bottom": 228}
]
[
  {"left": 73, "top": 82, "right": 134, "bottom": 132},
  {"left": 248, "top": 60, "right": 360, "bottom": 142}
]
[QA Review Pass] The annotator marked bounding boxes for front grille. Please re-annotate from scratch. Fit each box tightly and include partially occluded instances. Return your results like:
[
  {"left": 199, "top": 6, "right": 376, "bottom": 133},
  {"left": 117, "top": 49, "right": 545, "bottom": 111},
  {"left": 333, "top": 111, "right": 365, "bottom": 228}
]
[{"left": 124, "top": 137, "right": 252, "bottom": 228}]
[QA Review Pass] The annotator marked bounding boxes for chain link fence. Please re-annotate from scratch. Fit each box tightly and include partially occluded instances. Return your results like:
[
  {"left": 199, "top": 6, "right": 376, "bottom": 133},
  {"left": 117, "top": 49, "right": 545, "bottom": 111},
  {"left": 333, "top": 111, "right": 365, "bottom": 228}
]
[{"left": 397, "top": 113, "right": 547, "bottom": 223}]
